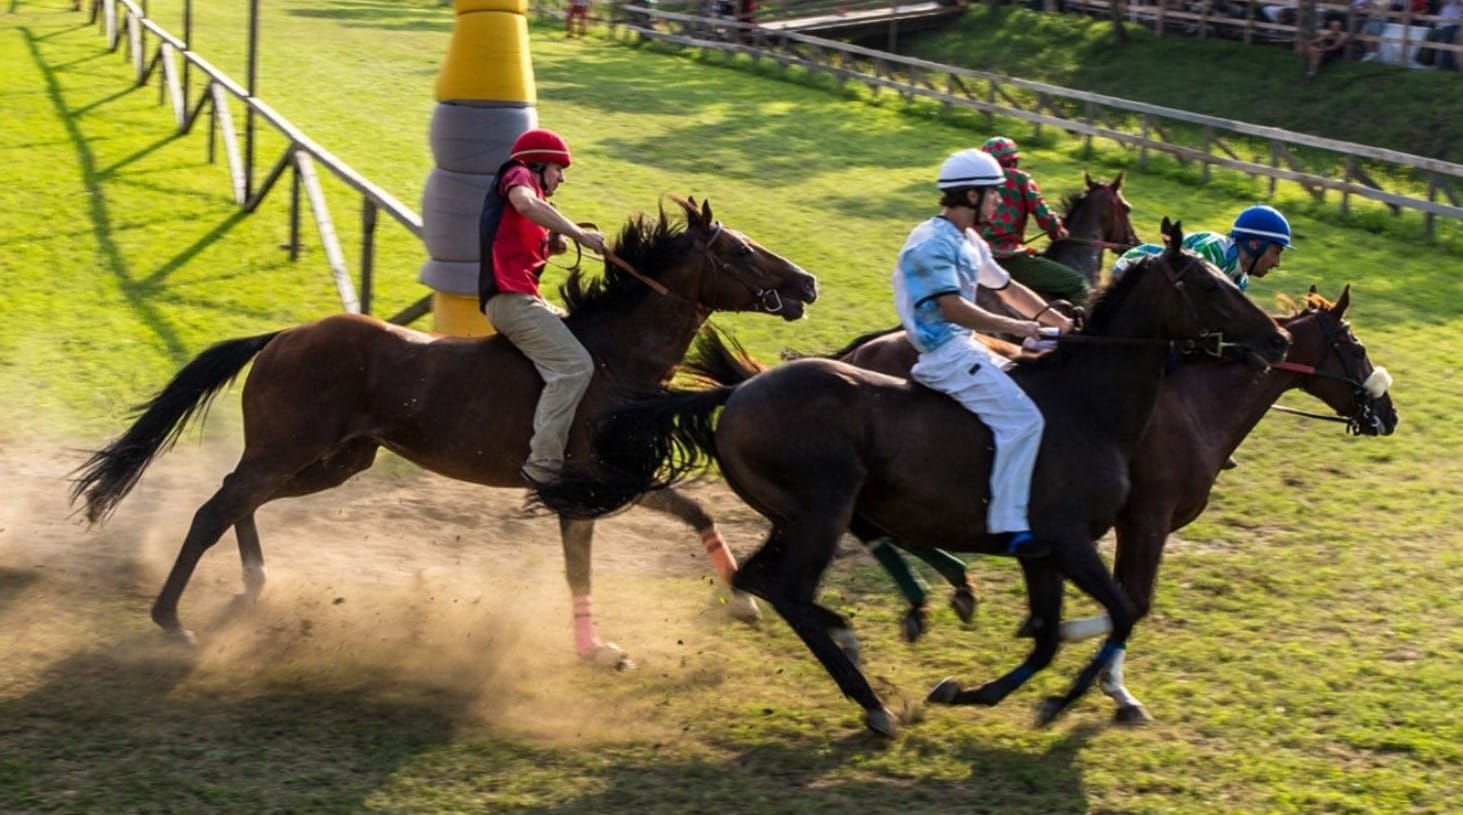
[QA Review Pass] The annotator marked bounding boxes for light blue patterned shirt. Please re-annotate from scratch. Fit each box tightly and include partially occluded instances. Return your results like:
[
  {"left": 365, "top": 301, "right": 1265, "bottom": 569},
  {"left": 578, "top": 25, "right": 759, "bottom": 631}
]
[{"left": 893, "top": 216, "right": 1011, "bottom": 353}]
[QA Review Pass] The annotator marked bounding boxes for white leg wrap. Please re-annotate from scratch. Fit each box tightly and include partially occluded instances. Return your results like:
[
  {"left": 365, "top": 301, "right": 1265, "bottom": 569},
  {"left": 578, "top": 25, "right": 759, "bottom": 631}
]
[
  {"left": 1099, "top": 648, "right": 1144, "bottom": 709},
  {"left": 1060, "top": 614, "right": 1113, "bottom": 642}
]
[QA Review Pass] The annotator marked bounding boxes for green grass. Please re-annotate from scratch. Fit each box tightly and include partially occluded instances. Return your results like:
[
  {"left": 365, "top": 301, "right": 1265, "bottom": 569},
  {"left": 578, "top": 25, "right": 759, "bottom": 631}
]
[{"left": 2, "top": 1, "right": 1462, "bottom": 813}]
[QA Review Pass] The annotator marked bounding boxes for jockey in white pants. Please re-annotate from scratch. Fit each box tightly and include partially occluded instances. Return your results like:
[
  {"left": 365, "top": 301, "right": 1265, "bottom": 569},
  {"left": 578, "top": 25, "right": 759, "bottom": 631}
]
[{"left": 891, "top": 148, "right": 1074, "bottom": 557}]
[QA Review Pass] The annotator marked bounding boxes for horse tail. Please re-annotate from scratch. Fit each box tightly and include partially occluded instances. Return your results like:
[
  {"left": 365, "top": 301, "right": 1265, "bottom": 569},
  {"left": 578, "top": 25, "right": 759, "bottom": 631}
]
[
  {"left": 680, "top": 325, "right": 765, "bottom": 387},
  {"left": 780, "top": 325, "right": 904, "bottom": 363},
  {"left": 70, "top": 332, "right": 282, "bottom": 524},
  {"left": 532, "top": 385, "right": 736, "bottom": 519}
]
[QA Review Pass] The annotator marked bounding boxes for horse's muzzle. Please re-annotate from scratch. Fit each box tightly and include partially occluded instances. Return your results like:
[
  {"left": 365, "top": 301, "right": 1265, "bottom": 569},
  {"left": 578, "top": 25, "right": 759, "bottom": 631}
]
[{"left": 775, "top": 271, "right": 819, "bottom": 320}]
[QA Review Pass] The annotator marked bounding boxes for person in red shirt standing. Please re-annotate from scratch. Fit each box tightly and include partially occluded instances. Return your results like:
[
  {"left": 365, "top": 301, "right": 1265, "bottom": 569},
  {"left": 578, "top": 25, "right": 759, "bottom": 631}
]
[
  {"left": 977, "top": 137, "right": 1089, "bottom": 305},
  {"left": 484, "top": 128, "right": 607, "bottom": 484}
]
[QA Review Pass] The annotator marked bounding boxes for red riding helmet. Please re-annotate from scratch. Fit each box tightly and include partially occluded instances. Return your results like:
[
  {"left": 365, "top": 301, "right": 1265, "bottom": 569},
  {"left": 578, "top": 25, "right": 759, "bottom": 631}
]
[
  {"left": 980, "top": 136, "right": 1020, "bottom": 167},
  {"left": 510, "top": 128, "right": 573, "bottom": 167}
]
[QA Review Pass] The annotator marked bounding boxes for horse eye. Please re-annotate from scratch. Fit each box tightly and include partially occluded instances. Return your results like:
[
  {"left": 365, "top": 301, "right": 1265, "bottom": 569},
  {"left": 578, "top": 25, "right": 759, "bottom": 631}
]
[
  {"left": 735, "top": 244, "right": 752, "bottom": 257},
  {"left": 1200, "top": 275, "right": 1219, "bottom": 292},
  {"left": 1353, "top": 343, "right": 1367, "bottom": 357}
]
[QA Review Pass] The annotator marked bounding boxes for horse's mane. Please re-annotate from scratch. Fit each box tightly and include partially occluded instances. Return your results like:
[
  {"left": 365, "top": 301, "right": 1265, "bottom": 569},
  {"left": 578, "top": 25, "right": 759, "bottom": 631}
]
[
  {"left": 558, "top": 208, "right": 689, "bottom": 319},
  {"left": 1059, "top": 189, "right": 1088, "bottom": 221}
]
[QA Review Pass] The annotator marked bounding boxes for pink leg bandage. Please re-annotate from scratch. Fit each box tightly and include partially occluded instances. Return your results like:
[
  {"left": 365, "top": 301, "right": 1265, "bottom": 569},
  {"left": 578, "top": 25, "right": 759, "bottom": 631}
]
[
  {"left": 701, "top": 525, "right": 738, "bottom": 586},
  {"left": 572, "top": 594, "right": 602, "bottom": 655}
]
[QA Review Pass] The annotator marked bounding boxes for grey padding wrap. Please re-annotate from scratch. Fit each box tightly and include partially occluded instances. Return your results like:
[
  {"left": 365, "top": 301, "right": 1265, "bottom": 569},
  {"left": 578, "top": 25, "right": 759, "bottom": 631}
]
[
  {"left": 421, "top": 167, "right": 497, "bottom": 262},
  {"left": 429, "top": 102, "right": 537, "bottom": 174},
  {"left": 418, "top": 258, "right": 480, "bottom": 297}
]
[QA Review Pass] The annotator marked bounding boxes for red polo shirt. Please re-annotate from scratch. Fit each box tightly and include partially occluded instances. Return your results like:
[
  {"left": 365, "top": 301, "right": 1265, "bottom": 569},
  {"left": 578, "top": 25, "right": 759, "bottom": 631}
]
[{"left": 492, "top": 163, "right": 551, "bottom": 297}]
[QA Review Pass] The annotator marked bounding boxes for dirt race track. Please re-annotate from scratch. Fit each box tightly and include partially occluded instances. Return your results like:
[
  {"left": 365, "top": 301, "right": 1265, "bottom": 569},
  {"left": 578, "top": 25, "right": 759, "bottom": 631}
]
[{"left": 0, "top": 438, "right": 793, "bottom": 741}]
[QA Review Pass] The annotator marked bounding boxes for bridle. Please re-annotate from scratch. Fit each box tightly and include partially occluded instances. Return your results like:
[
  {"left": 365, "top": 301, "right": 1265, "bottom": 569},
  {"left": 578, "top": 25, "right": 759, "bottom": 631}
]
[
  {"left": 1026, "top": 185, "right": 1139, "bottom": 252},
  {"left": 1051, "top": 252, "right": 1255, "bottom": 360},
  {"left": 693, "top": 221, "right": 788, "bottom": 315},
  {"left": 1269, "top": 311, "right": 1392, "bottom": 435},
  {"left": 566, "top": 210, "right": 789, "bottom": 316}
]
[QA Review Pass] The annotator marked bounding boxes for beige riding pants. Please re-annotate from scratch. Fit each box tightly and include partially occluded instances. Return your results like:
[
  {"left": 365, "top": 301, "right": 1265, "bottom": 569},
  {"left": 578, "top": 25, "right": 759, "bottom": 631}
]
[{"left": 485, "top": 293, "right": 594, "bottom": 471}]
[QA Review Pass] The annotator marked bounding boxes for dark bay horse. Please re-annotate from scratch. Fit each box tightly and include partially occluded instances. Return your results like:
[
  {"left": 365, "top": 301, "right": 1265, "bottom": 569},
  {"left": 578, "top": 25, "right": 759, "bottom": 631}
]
[
  {"left": 975, "top": 171, "right": 1138, "bottom": 321},
  {"left": 810, "top": 285, "right": 1397, "bottom": 721},
  {"left": 534, "top": 220, "right": 1290, "bottom": 736},
  {"left": 1044, "top": 171, "right": 1140, "bottom": 285},
  {"left": 70, "top": 196, "right": 817, "bottom": 666}
]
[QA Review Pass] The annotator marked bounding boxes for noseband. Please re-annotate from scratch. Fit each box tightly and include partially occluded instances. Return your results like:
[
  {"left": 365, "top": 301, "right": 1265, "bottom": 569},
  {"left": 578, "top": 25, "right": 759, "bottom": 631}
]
[
  {"left": 694, "top": 221, "right": 786, "bottom": 314},
  {"left": 1270, "top": 313, "right": 1392, "bottom": 435}
]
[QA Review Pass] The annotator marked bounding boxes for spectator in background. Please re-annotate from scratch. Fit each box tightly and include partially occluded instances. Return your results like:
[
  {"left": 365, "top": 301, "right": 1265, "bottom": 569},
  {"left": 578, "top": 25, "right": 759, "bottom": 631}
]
[
  {"left": 1436, "top": 0, "right": 1463, "bottom": 69},
  {"left": 1304, "top": 17, "right": 1350, "bottom": 77},
  {"left": 566, "top": 0, "right": 591, "bottom": 36},
  {"left": 1356, "top": 0, "right": 1390, "bottom": 62}
]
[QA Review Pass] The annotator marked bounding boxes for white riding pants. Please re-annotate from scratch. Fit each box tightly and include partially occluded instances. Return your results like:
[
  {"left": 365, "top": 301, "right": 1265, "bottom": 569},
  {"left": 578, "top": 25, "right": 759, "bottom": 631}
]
[
  {"left": 485, "top": 293, "right": 594, "bottom": 469},
  {"left": 910, "top": 336, "right": 1044, "bottom": 534}
]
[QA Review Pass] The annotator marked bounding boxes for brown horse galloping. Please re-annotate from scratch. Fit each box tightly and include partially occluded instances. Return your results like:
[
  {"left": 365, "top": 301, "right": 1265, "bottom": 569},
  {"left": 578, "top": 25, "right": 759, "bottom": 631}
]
[
  {"left": 823, "top": 285, "right": 1398, "bottom": 721},
  {"left": 534, "top": 220, "right": 1290, "bottom": 736},
  {"left": 70, "top": 196, "right": 817, "bottom": 665}
]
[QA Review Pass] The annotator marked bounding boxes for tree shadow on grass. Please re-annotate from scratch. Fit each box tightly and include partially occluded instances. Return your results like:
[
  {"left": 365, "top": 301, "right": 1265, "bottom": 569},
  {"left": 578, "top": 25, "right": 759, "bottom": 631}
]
[
  {"left": 22, "top": 27, "right": 252, "bottom": 368},
  {"left": 0, "top": 640, "right": 462, "bottom": 814},
  {"left": 283, "top": 0, "right": 452, "bottom": 34},
  {"left": 466, "top": 722, "right": 1100, "bottom": 814}
]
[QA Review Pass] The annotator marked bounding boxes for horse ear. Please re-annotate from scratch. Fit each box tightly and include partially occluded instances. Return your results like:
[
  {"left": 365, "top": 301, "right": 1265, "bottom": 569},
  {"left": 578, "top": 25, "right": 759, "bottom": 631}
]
[
  {"left": 1112, "top": 171, "right": 1124, "bottom": 191},
  {"left": 1084, "top": 170, "right": 1095, "bottom": 189},
  {"left": 701, "top": 198, "right": 714, "bottom": 224},
  {"left": 674, "top": 195, "right": 699, "bottom": 225},
  {"left": 1160, "top": 217, "right": 1182, "bottom": 255},
  {"left": 1334, "top": 284, "right": 1351, "bottom": 318}
]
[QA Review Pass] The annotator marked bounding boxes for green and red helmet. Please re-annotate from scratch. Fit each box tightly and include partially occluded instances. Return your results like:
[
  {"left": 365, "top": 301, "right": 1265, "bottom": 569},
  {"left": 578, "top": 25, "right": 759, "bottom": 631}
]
[{"left": 980, "top": 136, "right": 1020, "bottom": 167}]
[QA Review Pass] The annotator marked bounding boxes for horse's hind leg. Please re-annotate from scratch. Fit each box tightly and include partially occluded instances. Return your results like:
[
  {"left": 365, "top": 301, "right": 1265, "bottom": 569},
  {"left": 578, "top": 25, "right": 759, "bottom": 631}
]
[
  {"left": 232, "top": 440, "right": 379, "bottom": 603},
  {"left": 634, "top": 487, "right": 759, "bottom": 622},
  {"left": 153, "top": 464, "right": 295, "bottom": 644},
  {"left": 739, "top": 522, "right": 897, "bottom": 737}
]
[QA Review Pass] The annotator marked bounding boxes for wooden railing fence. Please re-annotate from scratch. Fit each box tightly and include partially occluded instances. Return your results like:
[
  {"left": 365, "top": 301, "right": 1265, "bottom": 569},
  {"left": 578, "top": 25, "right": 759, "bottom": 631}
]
[
  {"left": 87, "top": 0, "right": 432, "bottom": 325},
  {"left": 604, "top": 5, "right": 1463, "bottom": 236}
]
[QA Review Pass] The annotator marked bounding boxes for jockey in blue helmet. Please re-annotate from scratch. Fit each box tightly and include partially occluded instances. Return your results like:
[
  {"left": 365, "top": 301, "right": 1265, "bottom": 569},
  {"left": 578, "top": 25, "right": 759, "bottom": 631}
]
[
  {"left": 1227, "top": 204, "right": 1292, "bottom": 285},
  {"left": 1112, "top": 204, "right": 1291, "bottom": 292}
]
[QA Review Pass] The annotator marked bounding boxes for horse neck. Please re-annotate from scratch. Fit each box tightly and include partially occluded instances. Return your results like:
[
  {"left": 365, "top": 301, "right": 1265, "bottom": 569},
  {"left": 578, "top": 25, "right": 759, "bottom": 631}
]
[
  {"left": 573, "top": 293, "right": 707, "bottom": 387},
  {"left": 1169, "top": 357, "right": 1300, "bottom": 457},
  {"left": 1037, "top": 344, "right": 1173, "bottom": 450},
  {"left": 1043, "top": 197, "right": 1102, "bottom": 280}
]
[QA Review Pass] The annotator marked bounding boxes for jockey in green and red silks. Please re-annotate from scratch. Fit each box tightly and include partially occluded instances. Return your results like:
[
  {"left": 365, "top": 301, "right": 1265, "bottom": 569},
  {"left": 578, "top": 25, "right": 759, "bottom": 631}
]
[{"left": 976, "top": 137, "right": 1090, "bottom": 306}]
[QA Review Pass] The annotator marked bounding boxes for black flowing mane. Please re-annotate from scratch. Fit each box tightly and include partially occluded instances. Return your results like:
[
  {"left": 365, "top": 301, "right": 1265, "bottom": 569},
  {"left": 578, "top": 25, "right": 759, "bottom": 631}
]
[{"left": 559, "top": 208, "right": 692, "bottom": 321}]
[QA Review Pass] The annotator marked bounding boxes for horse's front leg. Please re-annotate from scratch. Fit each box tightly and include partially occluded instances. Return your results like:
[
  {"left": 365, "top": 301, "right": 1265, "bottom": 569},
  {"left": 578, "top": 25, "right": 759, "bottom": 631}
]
[
  {"left": 928, "top": 558, "right": 1063, "bottom": 709},
  {"left": 1033, "top": 538, "right": 1138, "bottom": 727},
  {"left": 559, "top": 515, "right": 632, "bottom": 669},
  {"left": 633, "top": 487, "right": 759, "bottom": 622}
]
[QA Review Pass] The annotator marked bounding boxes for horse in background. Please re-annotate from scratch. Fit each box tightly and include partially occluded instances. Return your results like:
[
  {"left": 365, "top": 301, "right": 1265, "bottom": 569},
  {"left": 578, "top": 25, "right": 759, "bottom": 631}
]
[
  {"left": 976, "top": 171, "right": 1139, "bottom": 323},
  {"left": 534, "top": 220, "right": 1290, "bottom": 736},
  {"left": 70, "top": 196, "right": 817, "bottom": 668}
]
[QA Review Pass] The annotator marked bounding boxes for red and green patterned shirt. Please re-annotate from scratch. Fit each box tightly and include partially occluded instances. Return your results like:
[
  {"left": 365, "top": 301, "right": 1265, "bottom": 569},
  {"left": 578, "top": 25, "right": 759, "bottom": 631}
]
[{"left": 977, "top": 168, "right": 1064, "bottom": 259}]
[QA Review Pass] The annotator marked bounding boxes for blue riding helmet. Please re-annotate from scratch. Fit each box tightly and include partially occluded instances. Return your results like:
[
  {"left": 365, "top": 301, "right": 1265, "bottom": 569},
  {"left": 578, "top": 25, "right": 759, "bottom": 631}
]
[{"left": 1229, "top": 205, "right": 1293, "bottom": 253}]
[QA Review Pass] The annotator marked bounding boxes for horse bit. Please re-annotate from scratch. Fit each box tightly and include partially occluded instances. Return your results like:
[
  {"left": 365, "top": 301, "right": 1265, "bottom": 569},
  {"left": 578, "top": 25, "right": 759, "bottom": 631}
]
[{"left": 1270, "top": 314, "right": 1392, "bottom": 435}]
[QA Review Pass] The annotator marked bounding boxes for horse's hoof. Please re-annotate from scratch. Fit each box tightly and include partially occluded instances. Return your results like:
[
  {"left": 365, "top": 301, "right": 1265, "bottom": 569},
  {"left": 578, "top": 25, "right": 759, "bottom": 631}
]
[
  {"left": 1035, "top": 696, "right": 1067, "bottom": 727},
  {"left": 726, "top": 590, "right": 761, "bottom": 623},
  {"left": 949, "top": 582, "right": 979, "bottom": 624},
  {"left": 927, "top": 677, "right": 961, "bottom": 704},
  {"left": 1114, "top": 704, "right": 1154, "bottom": 725},
  {"left": 901, "top": 606, "right": 928, "bottom": 643},
  {"left": 864, "top": 707, "right": 899, "bottom": 738},
  {"left": 829, "top": 628, "right": 861, "bottom": 668},
  {"left": 582, "top": 643, "right": 634, "bottom": 671},
  {"left": 163, "top": 627, "right": 198, "bottom": 647}
]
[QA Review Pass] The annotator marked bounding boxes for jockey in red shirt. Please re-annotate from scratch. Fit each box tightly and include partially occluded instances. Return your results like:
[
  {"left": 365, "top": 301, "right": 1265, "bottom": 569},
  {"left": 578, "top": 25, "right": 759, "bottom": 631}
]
[
  {"left": 977, "top": 137, "right": 1089, "bottom": 305},
  {"left": 484, "top": 128, "right": 607, "bottom": 485}
]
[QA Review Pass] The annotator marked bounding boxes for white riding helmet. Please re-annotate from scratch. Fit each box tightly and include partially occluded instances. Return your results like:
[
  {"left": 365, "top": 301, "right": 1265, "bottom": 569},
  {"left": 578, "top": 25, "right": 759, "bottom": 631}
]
[{"left": 937, "top": 148, "right": 1005, "bottom": 190}]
